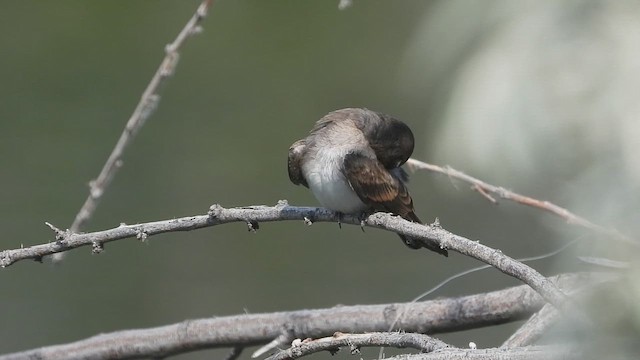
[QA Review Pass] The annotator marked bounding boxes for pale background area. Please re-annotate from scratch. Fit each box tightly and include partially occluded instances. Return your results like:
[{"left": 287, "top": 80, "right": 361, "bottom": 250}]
[{"left": 1, "top": 1, "right": 638, "bottom": 359}]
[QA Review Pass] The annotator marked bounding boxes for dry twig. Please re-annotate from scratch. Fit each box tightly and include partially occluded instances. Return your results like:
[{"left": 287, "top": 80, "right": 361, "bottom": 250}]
[
  {"left": 266, "top": 332, "right": 450, "bottom": 360},
  {"left": 56, "top": 0, "right": 214, "bottom": 262},
  {"left": 406, "top": 158, "right": 635, "bottom": 246}
]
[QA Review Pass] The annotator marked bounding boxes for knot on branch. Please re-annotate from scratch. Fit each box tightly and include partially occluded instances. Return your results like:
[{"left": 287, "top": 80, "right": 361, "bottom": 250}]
[
  {"left": 275, "top": 199, "right": 289, "bottom": 209},
  {"left": 159, "top": 53, "right": 179, "bottom": 77},
  {"left": 136, "top": 228, "right": 149, "bottom": 242},
  {"left": 88, "top": 180, "right": 104, "bottom": 199},
  {"left": 0, "top": 251, "right": 11, "bottom": 268},
  {"left": 247, "top": 220, "right": 259, "bottom": 232},
  {"left": 364, "top": 212, "right": 384, "bottom": 226},
  {"left": 92, "top": 242, "right": 104, "bottom": 254},
  {"left": 208, "top": 204, "right": 224, "bottom": 219},
  {"left": 348, "top": 342, "right": 361, "bottom": 355}
]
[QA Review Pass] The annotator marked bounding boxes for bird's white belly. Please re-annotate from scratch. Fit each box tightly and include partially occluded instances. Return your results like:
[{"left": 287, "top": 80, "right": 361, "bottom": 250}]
[{"left": 302, "top": 152, "right": 367, "bottom": 214}]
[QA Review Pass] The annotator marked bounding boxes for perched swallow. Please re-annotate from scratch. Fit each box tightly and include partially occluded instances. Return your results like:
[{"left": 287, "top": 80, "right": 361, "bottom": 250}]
[{"left": 288, "top": 108, "right": 447, "bottom": 256}]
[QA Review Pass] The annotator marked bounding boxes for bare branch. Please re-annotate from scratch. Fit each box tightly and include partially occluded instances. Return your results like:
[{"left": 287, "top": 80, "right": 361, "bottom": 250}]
[
  {"left": 406, "top": 158, "right": 636, "bottom": 246},
  {"left": 385, "top": 345, "right": 581, "bottom": 360},
  {"left": 266, "top": 332, "right": 451, "bottom": 360},
  {"left": 64, "top": 0, "right": 214, "bottom": 243},
  {"left": 501, "top": 303, "right": 558, "bottom": 348},
  {"left": 501, "top": 271, "right": 616, "bottom": 348},
  {"left": 2, "top": 204, "right": 567, "bottom": 306},
  {"left": 0, "top": 274, "right": 595, "bottom": 360}
]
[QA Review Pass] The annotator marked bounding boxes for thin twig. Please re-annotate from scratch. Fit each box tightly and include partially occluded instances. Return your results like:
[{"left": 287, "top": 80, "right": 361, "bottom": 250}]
[
  {"left": 0, "top": 274, "right": 596, "bottom": 360},
  {"left": 252, "top": 331, "right": 296, "bottom": 359},
  {"left": 2, "top": 203, "right": 567, "bottom": 308},
  {"left": 266, "top": 332, "right": 451, "bottom": 360},
  {"left": 59, "top": 0, "right": 214, "bottom": 261},
  {"left": 406, "top": 158, "right": 636, "bottom": 246}
]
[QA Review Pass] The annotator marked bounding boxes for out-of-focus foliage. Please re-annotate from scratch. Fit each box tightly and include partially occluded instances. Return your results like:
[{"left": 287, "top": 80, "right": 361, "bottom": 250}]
[{"left": 401, "top": 1, "right": 640, "bottom": 358}]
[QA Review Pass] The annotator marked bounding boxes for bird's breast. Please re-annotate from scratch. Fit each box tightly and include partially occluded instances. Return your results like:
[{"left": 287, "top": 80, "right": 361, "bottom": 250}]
[{"left": 302, "top": 147, "right": 367, "bottom": 214}]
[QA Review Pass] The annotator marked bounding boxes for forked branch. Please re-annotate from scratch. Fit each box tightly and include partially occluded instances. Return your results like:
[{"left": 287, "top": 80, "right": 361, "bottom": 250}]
[
  {"left": 406, "top": 158, "right": 635, "bottom": 246},
  {"left": 66, "top": 0, "right": 214, "bottom": 239}
]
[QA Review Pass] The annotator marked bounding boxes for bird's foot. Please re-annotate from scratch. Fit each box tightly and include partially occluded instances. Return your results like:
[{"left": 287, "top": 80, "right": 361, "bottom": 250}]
[{"left": 358, "top": 211, "right": 371, "bottom": 232}]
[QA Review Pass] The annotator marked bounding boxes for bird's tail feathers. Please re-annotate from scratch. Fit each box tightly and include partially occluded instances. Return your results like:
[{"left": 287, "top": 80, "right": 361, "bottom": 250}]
[
  {"left": 399, "top": 234, "right": 448, "bottom": 256},
  {"left": 399, "top": 212, "right": 448, "bottom": 256}
]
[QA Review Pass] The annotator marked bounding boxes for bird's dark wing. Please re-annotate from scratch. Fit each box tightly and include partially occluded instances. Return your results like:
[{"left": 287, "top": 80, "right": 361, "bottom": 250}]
[
  {"left": 343, "top": 152, "right": 448, "bottom": 256},
  {"left": 287, "top": 139, "right": 308, "bottom": 187},
  {"left": 342, "top": 152, "right": 417, "bottom": 221}
]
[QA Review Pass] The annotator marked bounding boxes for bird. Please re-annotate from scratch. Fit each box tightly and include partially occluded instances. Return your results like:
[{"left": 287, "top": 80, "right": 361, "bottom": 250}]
[{"left": 287, "top": 108, "right": 447, "bottom": 256}]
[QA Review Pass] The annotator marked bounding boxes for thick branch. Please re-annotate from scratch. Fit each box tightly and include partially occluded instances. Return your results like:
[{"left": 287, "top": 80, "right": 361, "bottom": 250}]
[
  {"left": 1, "top": 204, "right": 566, "bottom": 307},
  {"left": 406, "top": 158, "right": 636, "bottom": 246},
  {"left": 0, "top": 274, "right": 592, "bottom": 360}
]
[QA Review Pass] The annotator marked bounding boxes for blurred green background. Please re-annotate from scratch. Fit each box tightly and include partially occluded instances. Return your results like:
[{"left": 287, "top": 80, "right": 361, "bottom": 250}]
[{"left": 1, "top": 1, "right": 638, "bottom": 359}]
